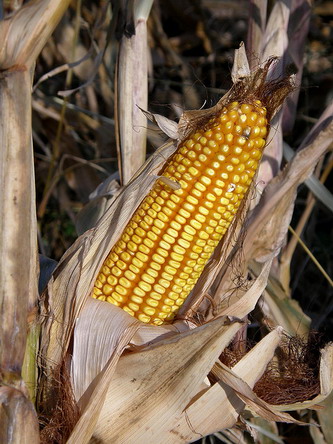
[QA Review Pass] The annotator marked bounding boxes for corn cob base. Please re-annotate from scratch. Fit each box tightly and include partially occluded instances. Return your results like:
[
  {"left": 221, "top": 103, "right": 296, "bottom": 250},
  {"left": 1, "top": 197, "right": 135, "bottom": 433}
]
[{"left": 92, "top": 100, "right": 268, "bottom": 325}]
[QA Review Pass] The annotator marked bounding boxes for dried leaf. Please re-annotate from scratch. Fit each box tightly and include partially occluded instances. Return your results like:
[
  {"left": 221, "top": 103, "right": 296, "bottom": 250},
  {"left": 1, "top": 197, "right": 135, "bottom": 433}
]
[
  {"left": 244, "top": 102, "right": 333, "bottom": 262},
  {"left": 232, "top": 43, "right": 250, "bottom": 84},
  {"left": 170, "top": 328, "right": 285, "bottom": 440},
  {"left": 80, "top": 318, "right": 242, "bottom": 443}
]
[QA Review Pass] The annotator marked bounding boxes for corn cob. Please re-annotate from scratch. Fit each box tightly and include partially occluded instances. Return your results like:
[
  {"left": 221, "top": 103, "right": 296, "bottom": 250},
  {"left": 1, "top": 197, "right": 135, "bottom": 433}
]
[{"left": 92, "top": 100, "right": 268, "bottom": 325}]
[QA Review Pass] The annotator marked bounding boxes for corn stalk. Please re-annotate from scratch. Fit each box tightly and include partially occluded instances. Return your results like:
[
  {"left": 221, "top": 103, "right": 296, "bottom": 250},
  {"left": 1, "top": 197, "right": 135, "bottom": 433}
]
[{"left": 0, "top": 0, "right": 71, "bottom": 441}]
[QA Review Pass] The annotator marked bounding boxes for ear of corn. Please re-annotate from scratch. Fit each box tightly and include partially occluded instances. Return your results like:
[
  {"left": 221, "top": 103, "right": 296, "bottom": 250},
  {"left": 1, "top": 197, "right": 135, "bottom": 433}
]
[{"left": 92, "top": 100, "right": 268, "bottom": 325}]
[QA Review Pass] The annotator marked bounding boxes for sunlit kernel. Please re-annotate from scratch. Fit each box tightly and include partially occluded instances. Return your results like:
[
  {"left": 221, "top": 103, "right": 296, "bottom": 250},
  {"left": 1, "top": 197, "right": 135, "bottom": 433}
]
[
  {"left": 138, "top": 313, "right": 151, "bottom": 323},
  {"left": 231, "top": 157, "right": 240, "bottom": 165},
  {"left": 187, "top": 150, "right": 196, "bottom": 159},
  {"left": 227, "top": 183, "right": 236, "bottom": 192},
  {"left": 147, "top": 261, "right": 161, "bottom": 277},
  {"left": 225, "top": 133, "right": 234, "bottom": 143},
  {"left": 199, "top": 137, "right": 207, "bottom": 145},
  {"left": 251, "top": 126, "right": 261, "bottom": 137},
  {"left": 147, "top": 231, "right": 158, "bottom": 243},
  {"left": 157, "top": 212, "right": 169, "bottom": 223},
  {"left": 115, "top": 285, "right": 127, "bottom": 296},
  {"left": 123, "top": 306, "right": 135, "bottom": 316},
  {"left": 161, "top": 272, "right": 173, "bottom": 282},
  {"left": 204, "top": 201, "right": 213, "bottom": 209},
  {"left": 207, "top": 193, "right": 216, "bottom": 202},
  {"left": 206, "top": 167, "right": 215, "bottom": 176},
  {"left": 190, "top": 219, "right": 202, "bottom": 230},
  {"left": 214, "top": 132, "right": 224, "bottom": 142},
  {"left": 157, "top": 248, "right": 168, "bottom": 258},
  {"left": 223, "top": 120, "right": 234, "bottom": 131},
  {"left": 198, "top": 154, "right": 207, "bottom": 163},
  {"left": 255, "top": 138, "right": 265, "bottom": 149},
  {"left": 179, "top": 208, "right": 191, "bottom": 219},
  {"left": 143, "top": 306, "right": 156, "bottom": 316},
  {"left": 129, "top": 264, "right": 139, "bottom": 275},
  {"left": 208, "top": 140, "right": 218, "bottom": 149},
  {"left": 198, "top": 206, "right": 209, "bottom": 215},
  {"left": 226, "top": 164, "right": 234, "bottom": 172},
  {"left": 184, "top": 202, "right": 195, "bottom": 212},
  {"left": 240, "top": 152, "right": 250, "bottom": 162},
  {"left": 200, "top": 176, "right": 211, "bottom": 186},
  {"left": 175, "top": 214, "right": 186, "bottom": 225},
  {"left": 194, "top": 213, "right": 206, "bottom": 223},
  {"left": 191, "top": 188, "right": 202, "bottom": 199},
  {"left": 152, "top": 253, "right": 165, "bottom": 265},
  {"left": 203, "top": 147, "right": 212, "bottom": 156}
]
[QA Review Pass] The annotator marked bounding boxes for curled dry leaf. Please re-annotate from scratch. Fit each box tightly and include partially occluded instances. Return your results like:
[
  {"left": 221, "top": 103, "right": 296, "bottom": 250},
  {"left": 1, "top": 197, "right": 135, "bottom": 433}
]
[
  {"left": 85, "top": 318, "right": 242, "bottom": 443},
  {"left": 244, "top": 101, "right": 333, "bottom": 262}
]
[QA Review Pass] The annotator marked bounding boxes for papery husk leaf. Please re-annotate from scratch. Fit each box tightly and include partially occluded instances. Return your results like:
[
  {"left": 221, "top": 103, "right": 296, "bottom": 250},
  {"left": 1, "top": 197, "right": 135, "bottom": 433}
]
[
  {"left": 231, "top": 42, "right": 250, "bottom": 83},
  {"left": 244, "top": 101, "right": 333, "bottom": 262},
  {"left": 170, "top": 328, "right": 286, "bottom": 441},
  {"left": 39, "top": 141, "right": 177, "bottom": 400},
  {"left": 317, "top": 391, "right": 333, "bottom": 443},
  {"left": 273, "top": 343, "right": 333, "bottom": 412},
  {"left": 261, "top": 1, "right": 290, "bottom": 75},
  {"left": 246, "top": 0, "right": 267, "bottom": 69},
  {"left": 88, "top": 318, "right": 242, "bottom": 443},
  {"left": 215, "top": 258, "right": 272, "bottom": 318},
  {"left": 282, "top": 0, "right": 312, "bottom": 133},
  {"left": 71, "top": 298, "right": 141, "bottom": 402},
  {"left": 140, "top": 108, "right": 179, "bottom": 140},
  {"left": 0, "top": 387, "right": 40, "bottom": 444}
]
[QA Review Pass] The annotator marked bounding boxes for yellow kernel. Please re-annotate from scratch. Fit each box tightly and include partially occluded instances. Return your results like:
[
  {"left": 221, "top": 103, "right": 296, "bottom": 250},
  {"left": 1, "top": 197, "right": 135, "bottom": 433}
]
[
  {"left": 161, "top": 272, "right": 173, "bottom": 281},
  {"left": 200, "top": 176, "right": 211, "bottom": 186},
  {"left": 152, "top": 253, "right": 165, "bottom": 264},
  {"left": 183, "top": 202, "right": 195, "bottom": 212},
  {"left": 174, "top": 215, "right": 185, "bottom": 226},
  {"left": 199, "top": 231, "right": 209, "bottom": 240},
  {"left": 177, "top": 238, "right": 190, "bottom": 249},
  {"left": 141, "top": 273, "right": 154, "bottom": 285},
  {"left": 189, "top": 167, "right": 199, "bottom": 176},
  {"left": 143, "top": 306, "right": 156, "bottom": 316},
  {"left": 128, "top": 302, "right": 139, "bottom": 312},
  {"left": 146, "top": 298, "right": 159, "bottom": 308},
  {"left": 115, "top": 285, "right": 127, "bottom": 296},
  {"left": 123, "top": 306, "right": 135, "bottom": 316},
  {"left": 101, "top": 284, "right": 112, "bottom": 296},
  {"left": 190, "top": 219, "right": 202, "bottom": 230},
  {"left": 106, "top": 296, "right": 119, "bottom": 305},
  {"left": 154, "top": 284, "right": 166, "bottom": 295},
  {"left": 225, "top": 134, "right": 233, "bottom": 143},
  {"left": 159, "top": 240, "right": 171, "bottom": 251},
  {"left": 159, "top": 278, "right": 171, "bottom": 288},
  {"left": 147, "top": 231, "right": 158, "bottom": 242},
  {"left": 98, "top": 273, "right": 106, "bottom": 284},
  {"left": 207, "top": 193, "right": 216, "bottom": 202},
  {"left": 167, "top": 228, "right": 178, "bottom": 238},
  {"left": 156, "top": 248, "right": 168, "bottom": 258},
  {"left": 169, "top": 259, "right": 181, "bottom": 268},
  {"left": 198, "top": 206, "right": 209, "bottom": 216},
  {"left": 165, "top": 265, "right": 177, "bottom": 275},
  {"left": 221, "top": 172, "right": 228, "bottom": 180},
  {"left": 138, "top": 313, "right": 151, "bottom": 323},
  {"left": 194, "top": 182, "right": 206, "bottom": 192},
  {"left": 131, "top": 260, "right": 143, "bottom": 273},
  {"left": 147, "top": 268, "right": 158, "bottom": 278},
  {"left": 170, "top": 221, "right": 181, "bottom": 231}
]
